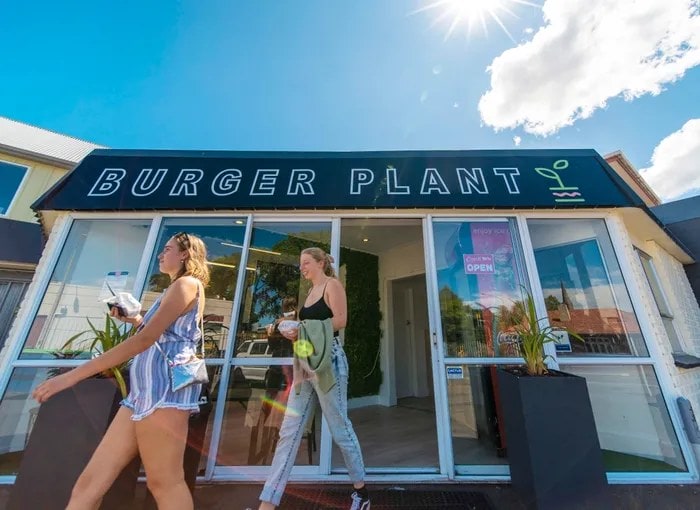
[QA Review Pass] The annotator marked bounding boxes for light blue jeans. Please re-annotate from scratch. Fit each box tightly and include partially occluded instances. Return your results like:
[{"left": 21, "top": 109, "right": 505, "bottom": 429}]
[{"left": 260, "top": 338, "right": 366, "bottom": 506}]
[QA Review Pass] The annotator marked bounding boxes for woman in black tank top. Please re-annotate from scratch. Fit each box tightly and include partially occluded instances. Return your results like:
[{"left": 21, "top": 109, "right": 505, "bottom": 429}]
[
  {"left": 257, "top": 247, "right": 370, "bottom": 510},
  {"left": 298, "top": 283, "right": 333, "bottom": 320},
  {"left": 298, "top": 280, "right": 341, "bottom": 336}
]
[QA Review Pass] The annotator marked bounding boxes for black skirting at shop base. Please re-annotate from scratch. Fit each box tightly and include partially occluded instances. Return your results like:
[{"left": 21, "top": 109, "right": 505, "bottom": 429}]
[{"left": 278, "top": 488, "right": 495, "bottom": 509}]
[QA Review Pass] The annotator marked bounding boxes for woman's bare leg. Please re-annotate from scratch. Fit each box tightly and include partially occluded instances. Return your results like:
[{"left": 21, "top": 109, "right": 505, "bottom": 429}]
[
  {"left": 136, "top": 408, "right": 192, "bottom": 510},
  {"left": 66, "top": 406, "right": 139, "bottom": 510}
]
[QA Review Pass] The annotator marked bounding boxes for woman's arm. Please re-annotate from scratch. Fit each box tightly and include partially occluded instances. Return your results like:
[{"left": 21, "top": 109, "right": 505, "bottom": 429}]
[
  {"left": 325, "top": 278, "right": 347, "bottom": 331},
  {"left": 33, "top": 277, "right": 201, "bottom": 402}
]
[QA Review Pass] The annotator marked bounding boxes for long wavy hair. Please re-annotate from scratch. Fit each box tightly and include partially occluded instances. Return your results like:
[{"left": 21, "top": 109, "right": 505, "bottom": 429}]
[
  {"left": 301, "top": 247, "right": 337, "bottom": 278},
  {"left": 172, "top": 232, "right": 210, "bottom": 286}
]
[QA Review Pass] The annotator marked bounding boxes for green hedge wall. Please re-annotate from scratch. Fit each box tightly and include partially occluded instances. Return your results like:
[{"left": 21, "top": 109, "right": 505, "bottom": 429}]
[{"left": 341, "top": 247, "right": 383, "bottom": 398}]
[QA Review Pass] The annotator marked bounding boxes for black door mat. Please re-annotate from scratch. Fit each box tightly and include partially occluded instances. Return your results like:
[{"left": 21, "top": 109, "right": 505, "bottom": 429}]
[{"left": 279, "top": 488, "right": 495, "bottom": 509}]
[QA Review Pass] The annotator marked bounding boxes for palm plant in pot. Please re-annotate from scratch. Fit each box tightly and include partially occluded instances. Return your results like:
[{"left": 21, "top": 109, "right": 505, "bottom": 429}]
[
  {"left": 61, "top": 313, "right": 136, "bottom": 397},
  {"left": 496, "top": 288, "right": 610, "bottom": 510}
]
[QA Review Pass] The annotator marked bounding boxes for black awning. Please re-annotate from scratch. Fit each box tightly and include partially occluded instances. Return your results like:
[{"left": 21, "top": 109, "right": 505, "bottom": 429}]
[
  {"left": 0, "top": 218, "right": 43, "bottom": 265},
  {"left": 33, "top": 148, "right": 646, "bottom": 212}
]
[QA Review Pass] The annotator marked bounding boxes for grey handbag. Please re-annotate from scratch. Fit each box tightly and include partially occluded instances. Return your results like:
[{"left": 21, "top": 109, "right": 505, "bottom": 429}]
[{"left": 154, "top": 284, "right": 209, "bottom": 392}]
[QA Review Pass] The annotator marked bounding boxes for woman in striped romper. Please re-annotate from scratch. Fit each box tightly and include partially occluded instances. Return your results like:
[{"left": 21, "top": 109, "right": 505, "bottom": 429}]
[{"left": 33, "top": 232, "right": 209, "bottom": 510}]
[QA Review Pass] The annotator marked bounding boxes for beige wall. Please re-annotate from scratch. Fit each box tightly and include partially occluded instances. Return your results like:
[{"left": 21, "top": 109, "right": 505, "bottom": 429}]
[{"left": 0, "top": 151, "right": 68, "bottom": 223}]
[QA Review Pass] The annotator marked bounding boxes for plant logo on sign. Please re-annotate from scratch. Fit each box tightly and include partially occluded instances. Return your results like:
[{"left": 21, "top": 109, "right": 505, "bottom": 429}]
[{"left": 535, "top": 160, "right": 586, "bottom": 204}]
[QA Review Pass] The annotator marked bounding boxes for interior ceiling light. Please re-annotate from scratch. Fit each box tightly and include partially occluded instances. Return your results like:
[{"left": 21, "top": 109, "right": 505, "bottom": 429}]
[{"left": 220, "top": 241, "right": 281, "bottom": 256}]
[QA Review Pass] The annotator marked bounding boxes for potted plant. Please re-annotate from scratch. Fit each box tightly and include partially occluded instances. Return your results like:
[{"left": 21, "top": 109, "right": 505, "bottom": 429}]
[
  {"left": 61, "top": 313, "right": 136, "bottom": 397},
  {"left": 496, "top": 288, "right": 610, "bottom": 510},
  {"left": 10, "top": 314, "right": 139, "bottom": 510}
]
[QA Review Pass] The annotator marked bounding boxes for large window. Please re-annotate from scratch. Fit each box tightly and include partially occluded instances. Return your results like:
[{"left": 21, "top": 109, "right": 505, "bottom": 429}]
[
  {"left": 140, "top": 218, "right": 248, "bottom": 359},
  {"left": 526, "top": 218, "right": 689, "bottom": 475},
  {"left": 432, "top": 219, "right": 528, "bottom": 358},
  {"left": 528, "top": 219, "right": 647, "bottom": 357},
  {"left": 0, "top": 161, "right": 29, "bottom": 215},
  {"left": 0, "top": 368, "right": 50, "bottom": 475},
  {"left": 565, "top": 365, "right": 686, "bottom": 472},
  {"left": 20, "top": 219, "right": 152, "bottom": 359}
]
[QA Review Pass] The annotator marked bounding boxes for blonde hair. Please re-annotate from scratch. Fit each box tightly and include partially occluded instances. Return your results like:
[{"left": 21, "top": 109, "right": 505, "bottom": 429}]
[
  {"left": 301, "top": 247, "right": 336, "bottom": 278},
  {"left": 173, "top": 232, "right": 210, "bottom": 285}
]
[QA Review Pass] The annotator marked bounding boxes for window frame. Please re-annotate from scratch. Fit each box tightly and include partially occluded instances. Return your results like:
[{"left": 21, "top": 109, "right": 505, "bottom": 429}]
[
  {"left": 0, "top": 160, "right": 31, "bottom": 217},
  {"left": 636, "top": 248, "right": 685, "bottom": 353}
]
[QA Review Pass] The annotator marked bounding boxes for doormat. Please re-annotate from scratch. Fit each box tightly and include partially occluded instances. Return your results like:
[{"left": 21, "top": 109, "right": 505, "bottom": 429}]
[{"left": 280, "top": 488, "right": 495, "bottom": 509}]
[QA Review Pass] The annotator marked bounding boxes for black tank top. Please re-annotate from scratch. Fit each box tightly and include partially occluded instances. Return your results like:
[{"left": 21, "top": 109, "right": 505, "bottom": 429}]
[
  {"left": 299, "top": 295, "right": 334, "bottom": 321},
  {"left": 299, "top": 280, "right": 338, "bottom": 336}
]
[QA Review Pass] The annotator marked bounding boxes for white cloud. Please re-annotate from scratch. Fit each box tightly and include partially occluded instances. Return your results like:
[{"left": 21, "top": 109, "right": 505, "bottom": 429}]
[
  {"left": 640, "top": 119, "right": 700, "bottom": 201},
  {"left": 479, "top": 0, "right": 700, "bottom": 136},
  {"left": 513, "top": 135, "right": 522, "bottom": 146}
]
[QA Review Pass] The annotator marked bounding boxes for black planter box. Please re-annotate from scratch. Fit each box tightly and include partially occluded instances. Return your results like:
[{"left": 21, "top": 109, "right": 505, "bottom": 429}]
[
  {"left": 9, "top": 377, "right": 138, "bottom": 510},
  {"left": 497, "top": 368, "right": 611, "bottom": 510}
]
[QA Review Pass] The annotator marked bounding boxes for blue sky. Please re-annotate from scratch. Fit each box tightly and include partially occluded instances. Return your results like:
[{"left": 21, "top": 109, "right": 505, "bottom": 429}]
[{"left": 2, "top": 1, "right": 699, "bottom": 200}]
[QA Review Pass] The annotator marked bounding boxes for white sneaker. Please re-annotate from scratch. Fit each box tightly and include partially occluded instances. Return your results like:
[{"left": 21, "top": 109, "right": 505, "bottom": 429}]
[{"left": 350, "top": 489, "right": 370, "bottom": 510}]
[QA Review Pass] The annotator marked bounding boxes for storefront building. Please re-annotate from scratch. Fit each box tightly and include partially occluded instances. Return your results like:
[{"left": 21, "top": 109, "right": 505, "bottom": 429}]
[
  {"left": 0, "top": 117, "right": 102, "bottom": 351},
  {"left": 1, "top": 148, "right": 699, "bottom": 486}
]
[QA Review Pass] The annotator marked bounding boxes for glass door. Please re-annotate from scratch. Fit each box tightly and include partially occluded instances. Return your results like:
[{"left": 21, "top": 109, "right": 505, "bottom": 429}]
[
  {"left": 211, "top": 219, "right": 332, "bottom": 478},
  {"left": 427, "top": 218, "right": 529, "bottom": 476},
  {"left": 331, "top": 218, "right": 440, "bottom": 474}
]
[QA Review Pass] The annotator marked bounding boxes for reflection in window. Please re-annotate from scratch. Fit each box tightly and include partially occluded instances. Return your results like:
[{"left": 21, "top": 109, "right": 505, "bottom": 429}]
[
  {"left": 528, "top": 219, "right": 647, "bottom": 356},
  {"left": 216, "top": 363, "right": 319, "bottom": 466},
  {"left": 0, "top": 368, "right": 53, "bottom": 474},
  {"left": 446, "top": 365, "right": 508, "bottom": 468},
  {"left": 565, "top": 365, "right": 686, "bottom": 472},
  {"left": 141, "top": 218, "right": 248, "bottom": 358},
  {"left": 21, "top": 220, "right": 151, "bottom": 359},
  {"left": 433, "top": 220, "right": 528, "bottom": 358},
  {"left": 0, "top": 160, "right": 28, "bottom": 215},
  {"left": 234, "top": 222, "right": 331, "bottom": 355}
]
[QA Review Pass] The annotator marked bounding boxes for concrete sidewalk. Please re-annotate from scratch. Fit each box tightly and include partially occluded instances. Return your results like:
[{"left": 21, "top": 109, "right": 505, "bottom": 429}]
[{"left": 2, "top": 482, "right": 700, "bottom": 509}]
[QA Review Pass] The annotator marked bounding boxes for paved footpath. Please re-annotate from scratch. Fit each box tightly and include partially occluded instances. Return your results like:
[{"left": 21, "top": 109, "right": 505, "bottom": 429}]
[{"left": 1, "top": 482, "right": 699, "bottom": 509}]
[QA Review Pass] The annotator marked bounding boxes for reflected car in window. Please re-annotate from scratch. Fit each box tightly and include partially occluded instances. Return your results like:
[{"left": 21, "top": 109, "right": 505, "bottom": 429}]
[{"left": 234, "top": 340, "right": 274, "bottom": 385}]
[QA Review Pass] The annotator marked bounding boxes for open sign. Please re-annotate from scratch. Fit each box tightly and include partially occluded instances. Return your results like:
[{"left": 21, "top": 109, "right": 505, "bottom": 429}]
[{"left": 463, "top": 254, "right": 494, "bottom": 274}]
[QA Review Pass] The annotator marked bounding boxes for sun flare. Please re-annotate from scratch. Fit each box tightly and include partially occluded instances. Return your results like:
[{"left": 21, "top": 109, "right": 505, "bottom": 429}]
[{"left": 412, "top": 0, "right": 539, "bottom": 41}]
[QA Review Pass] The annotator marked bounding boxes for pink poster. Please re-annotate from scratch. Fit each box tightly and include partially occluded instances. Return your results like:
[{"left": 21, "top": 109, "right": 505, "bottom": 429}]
[{"left": 468, "top": 222, "right": 517, "bottom": 294}]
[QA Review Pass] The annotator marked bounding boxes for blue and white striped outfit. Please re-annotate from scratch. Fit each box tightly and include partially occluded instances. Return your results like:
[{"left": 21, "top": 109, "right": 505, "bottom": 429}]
[{"left": 121, "top": 289, "right": 203, "bottom": 421}]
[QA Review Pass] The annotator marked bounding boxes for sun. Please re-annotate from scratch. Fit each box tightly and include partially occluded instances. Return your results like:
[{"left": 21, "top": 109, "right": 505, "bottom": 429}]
[{"left": 411, "top": 0, "right": 539, "bottom": 41}]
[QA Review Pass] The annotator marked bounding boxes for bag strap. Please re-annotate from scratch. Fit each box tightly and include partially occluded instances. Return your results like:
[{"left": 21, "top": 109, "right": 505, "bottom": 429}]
[
  {"left": 153, "top": 280, "right": 206, "bottom": 362},
  {"left": 196, "top": 280, "right": 205, "bottom": 358}
]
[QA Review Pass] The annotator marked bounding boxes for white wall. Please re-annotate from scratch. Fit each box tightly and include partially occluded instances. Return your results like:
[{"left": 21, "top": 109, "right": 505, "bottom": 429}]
[
  {"left": 377, "top": 240, "right": 427, "bottom": 407},
  {"left": 617, "top": 214, "right": 700, "bottom": 470}
]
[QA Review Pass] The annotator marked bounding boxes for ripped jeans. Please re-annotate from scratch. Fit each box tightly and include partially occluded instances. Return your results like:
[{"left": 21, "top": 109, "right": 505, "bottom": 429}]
[{"left": 260, "top": 338, "right": 366, "bottom": 506}]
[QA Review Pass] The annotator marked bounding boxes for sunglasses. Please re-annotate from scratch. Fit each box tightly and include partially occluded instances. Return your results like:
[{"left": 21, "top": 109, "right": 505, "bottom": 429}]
[{"left": 174, "top": 231, "right": 191, "bottom": 248}]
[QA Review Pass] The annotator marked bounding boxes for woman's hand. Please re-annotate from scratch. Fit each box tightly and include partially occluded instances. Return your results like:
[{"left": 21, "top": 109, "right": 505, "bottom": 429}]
[
  {"left": 32, "top": 371, "right": 80, "bottom": 403},
  {"left": 109, "top": 307, "right": 143, "bottom": 327}
]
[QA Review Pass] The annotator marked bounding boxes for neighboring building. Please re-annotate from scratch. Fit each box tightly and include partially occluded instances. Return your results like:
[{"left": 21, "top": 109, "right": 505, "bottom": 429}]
[
  {"left": 0, "top": 117, "right": 102, "bottom": 349},
  {"left": 605, "top": 151, "right": 661, "bottom": 207},
  {"left": 2, "top": 148, "right": 700, "bottom": 488},
  {"left": 652, "top": 194, "right": 700, "bottom": 304}
]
